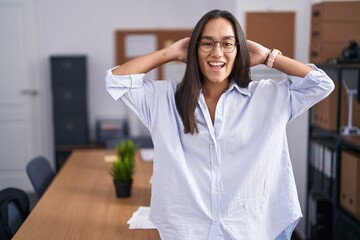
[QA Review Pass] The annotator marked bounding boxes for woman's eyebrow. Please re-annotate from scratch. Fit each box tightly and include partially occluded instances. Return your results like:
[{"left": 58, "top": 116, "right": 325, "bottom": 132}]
[{"left": 200, "top": 35, "right": 236, "bottom": 40}]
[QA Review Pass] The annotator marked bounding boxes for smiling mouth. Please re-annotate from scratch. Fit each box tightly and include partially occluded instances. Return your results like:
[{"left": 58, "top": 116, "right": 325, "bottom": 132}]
[{"left": 208, "top": 62, "right": 225, "bottom": 71}]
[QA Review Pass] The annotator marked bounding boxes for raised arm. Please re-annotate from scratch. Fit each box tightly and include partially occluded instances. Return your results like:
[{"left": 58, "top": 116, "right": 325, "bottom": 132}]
[
  {"left": 112, "top": 37, "right": 190, "bottom": 76},
  {"left": 246, "top": 40, "right": 312, "bottom": 78}
]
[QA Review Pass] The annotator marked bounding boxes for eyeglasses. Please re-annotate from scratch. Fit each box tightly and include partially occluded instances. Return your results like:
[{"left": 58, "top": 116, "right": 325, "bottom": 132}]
[{"left": 197, "top": 39, "right": 238, "bottom": 53}]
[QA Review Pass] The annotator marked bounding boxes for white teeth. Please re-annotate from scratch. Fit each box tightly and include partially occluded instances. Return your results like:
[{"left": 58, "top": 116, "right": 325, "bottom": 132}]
[{"left": 209, "top": 62, "right": 225, "bottom": 66}]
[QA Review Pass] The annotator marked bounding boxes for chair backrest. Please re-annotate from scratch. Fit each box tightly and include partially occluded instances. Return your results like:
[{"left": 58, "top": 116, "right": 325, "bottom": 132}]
[
  {"left": 0, "top": 187, "right": 30, "bottom": 239},
  {"left": 26, "top": 156, "right": 55, "bottom": 199}
]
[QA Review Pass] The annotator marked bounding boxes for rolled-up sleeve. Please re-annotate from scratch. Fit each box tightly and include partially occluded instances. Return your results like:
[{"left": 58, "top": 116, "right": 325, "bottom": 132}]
[
  {"left": 105, "top": 67, "right": 145, "bottom": 100},
  {"left": 104, "top": 68, "right": 166, "bottom": 131},
  {"left": 288, "top": 64, "right": 335, "bottom": 122}
]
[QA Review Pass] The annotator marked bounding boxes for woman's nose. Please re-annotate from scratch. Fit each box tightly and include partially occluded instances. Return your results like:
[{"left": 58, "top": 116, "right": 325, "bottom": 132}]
[{"left": 211, "top": 43, "right": 223, "bottom": 57}]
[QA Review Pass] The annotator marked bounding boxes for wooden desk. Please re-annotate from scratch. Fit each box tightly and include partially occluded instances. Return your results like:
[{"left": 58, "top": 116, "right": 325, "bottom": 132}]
[{"left": 13, "top": 149, "right": 160, "bottom": 240}]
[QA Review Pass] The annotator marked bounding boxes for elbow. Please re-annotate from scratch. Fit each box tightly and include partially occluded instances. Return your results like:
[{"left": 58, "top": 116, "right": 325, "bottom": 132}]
[
  {"left": 316, "top": 77, "right": 335, "bottom": 100},
  {"left": 325, "top": 77, "right": 335, "bottom": 95},
  {"left": 319, "top": 77, "right": 335, "bottom": 101},
  {"left": 318, "top": 70, "right": 335, "bottom": 93}
]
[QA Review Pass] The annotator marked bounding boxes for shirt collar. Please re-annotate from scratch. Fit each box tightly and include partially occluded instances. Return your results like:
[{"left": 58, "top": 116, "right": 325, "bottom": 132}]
[
  {"left": 226, "top": 79, "right": 251, "bottom": 97},
  {"left": 199, "top": 79, "right": 251, "bottom": 102}
]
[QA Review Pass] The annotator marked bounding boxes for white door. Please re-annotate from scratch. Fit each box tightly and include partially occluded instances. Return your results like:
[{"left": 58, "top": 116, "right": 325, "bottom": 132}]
[{"left": 0, "top": 0, "right": 45, "bottom": 191}]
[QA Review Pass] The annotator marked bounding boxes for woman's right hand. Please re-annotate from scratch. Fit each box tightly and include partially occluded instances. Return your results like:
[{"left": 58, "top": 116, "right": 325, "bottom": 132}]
[
  {"left": 171, "top": 37, "right": 190, "bottom": 63},
  {"left": 246, "top": 40, "right": 270, "bottom": 67}
]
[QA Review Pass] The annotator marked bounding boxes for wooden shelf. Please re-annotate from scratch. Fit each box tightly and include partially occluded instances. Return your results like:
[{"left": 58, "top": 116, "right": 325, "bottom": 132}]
[{"left": 307, "top": 62, "right": 360, "bottom": 239}]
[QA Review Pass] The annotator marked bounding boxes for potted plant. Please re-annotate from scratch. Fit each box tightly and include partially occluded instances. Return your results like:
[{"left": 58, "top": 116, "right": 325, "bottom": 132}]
[{"left": 110, "top": 139, "right": 136, "bottom": 198}]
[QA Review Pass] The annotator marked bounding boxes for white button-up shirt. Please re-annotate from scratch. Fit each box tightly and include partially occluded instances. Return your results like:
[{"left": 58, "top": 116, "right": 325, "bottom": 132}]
[{"left": 105, "top": 65, "right": 334, "bottom": 240}]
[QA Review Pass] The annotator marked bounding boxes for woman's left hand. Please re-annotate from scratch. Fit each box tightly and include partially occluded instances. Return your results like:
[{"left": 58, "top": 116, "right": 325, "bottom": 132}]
[{"left": 246, "top": 40, "right": 270, "bottom": 67}]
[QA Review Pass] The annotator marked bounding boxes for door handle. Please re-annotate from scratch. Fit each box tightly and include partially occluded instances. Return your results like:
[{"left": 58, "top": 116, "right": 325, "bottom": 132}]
[{"left": 21, "top": 89, "right": 38, "bottom": 96}]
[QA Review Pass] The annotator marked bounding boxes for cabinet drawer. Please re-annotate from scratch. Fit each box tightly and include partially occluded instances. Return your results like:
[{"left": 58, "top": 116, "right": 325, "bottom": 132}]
[
  {"left": 54, "top": 116, "right": 88, "bottom": 145},
  {"left": 52, "top": 86, "right": 87, "bottom": 115},
  {"left": 51, "top": 56, "right": 86, "bottom": 87}
]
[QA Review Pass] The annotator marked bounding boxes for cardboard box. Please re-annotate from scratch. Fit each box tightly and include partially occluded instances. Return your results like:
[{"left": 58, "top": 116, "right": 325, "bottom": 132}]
[
  {"left": 313, "top": 80, "right": 338, "bottom": 131},
  {"left": 340, "top": 151, "right": 360, "bottom": 216},
  {"left": 310, "top": 1, "right": 360, "bottom": 64},
  {"left": 310, "top": 42, "right": 346, "bottom": 64},
  {"left": 312, "top": 2, "right": 360, "bottom": 21},
  {"left": 313, "top": 22, "right": 360, "bottom": 43},
  {"left": 309, "top": 20, "right": 360, "bottom": 63},
  {"left": 313, "top": 80, "right": 360, "bottom": 132}
]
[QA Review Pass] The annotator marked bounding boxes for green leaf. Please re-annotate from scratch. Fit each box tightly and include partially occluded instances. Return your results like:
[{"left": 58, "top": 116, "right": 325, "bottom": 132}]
[{"left": 110, "top": 139, "right": 136, "bottom": 182}]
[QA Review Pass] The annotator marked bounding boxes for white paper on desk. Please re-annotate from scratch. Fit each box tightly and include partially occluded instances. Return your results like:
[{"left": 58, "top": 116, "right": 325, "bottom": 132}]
[
  {"left": 127, "top": 206, "right": 156, "bottom": 229},
  {"left": 104, "top": 155, "right": 117, "bottom": 163},
  {"left": 140, "top": 148, "right": 154, "bottom": 162}
]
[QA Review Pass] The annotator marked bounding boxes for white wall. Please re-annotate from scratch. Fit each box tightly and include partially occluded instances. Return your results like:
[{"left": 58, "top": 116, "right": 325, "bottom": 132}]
[
  {"left": 36, "top": 0, "right": 313, "bottom": 237},
  {"left": 38, "top": 0, "right": 215, "bottom": 140}
]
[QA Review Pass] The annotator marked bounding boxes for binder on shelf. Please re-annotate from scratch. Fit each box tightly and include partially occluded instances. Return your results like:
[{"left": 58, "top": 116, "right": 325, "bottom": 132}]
[{"left": 309, "top": 140, "right": 338, "bottom": 198}]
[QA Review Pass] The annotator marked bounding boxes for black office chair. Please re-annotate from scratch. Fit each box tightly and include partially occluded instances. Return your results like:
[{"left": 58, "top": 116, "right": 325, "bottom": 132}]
[
  {"left": 0, "top": 188, "right": 30, "bottom": 240},
  {"left": 26, "top": 156, "right": 55, "bottom": 199}
]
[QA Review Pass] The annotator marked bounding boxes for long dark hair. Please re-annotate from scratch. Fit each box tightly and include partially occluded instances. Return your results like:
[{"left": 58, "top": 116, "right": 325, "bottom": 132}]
[{"left": 175, "top": 9, "right": 251, "bottom": 134}]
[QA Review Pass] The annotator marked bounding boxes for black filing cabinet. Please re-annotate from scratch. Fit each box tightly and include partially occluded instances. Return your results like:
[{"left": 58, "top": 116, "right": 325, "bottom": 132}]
[{"left": 51, "top": 56, "right": 88, "bottom": 170}]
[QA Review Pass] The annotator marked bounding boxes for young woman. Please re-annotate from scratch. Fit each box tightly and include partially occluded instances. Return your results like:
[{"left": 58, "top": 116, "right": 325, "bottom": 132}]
[{"left": 105, "top": 9, "right": 334, "bottom": 240}]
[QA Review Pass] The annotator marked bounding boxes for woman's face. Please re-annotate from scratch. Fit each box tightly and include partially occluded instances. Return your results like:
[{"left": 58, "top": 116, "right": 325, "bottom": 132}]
[{"left": 197, "top": 17, "right": 237, "bottom": 86}]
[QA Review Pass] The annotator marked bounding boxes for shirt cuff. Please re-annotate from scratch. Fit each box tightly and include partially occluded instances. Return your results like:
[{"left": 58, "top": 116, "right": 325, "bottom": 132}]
[{"left": 105, "top": 68, "right": 145, "bottom": 100}]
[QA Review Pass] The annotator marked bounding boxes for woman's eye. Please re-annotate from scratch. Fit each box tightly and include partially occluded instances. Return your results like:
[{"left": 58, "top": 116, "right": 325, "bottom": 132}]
[
  {"left": 223, "top": 42, "right": 234, "bottom": 47},
  {"left": 202, "top": 42, "right": 213, "bottom": 46}
]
